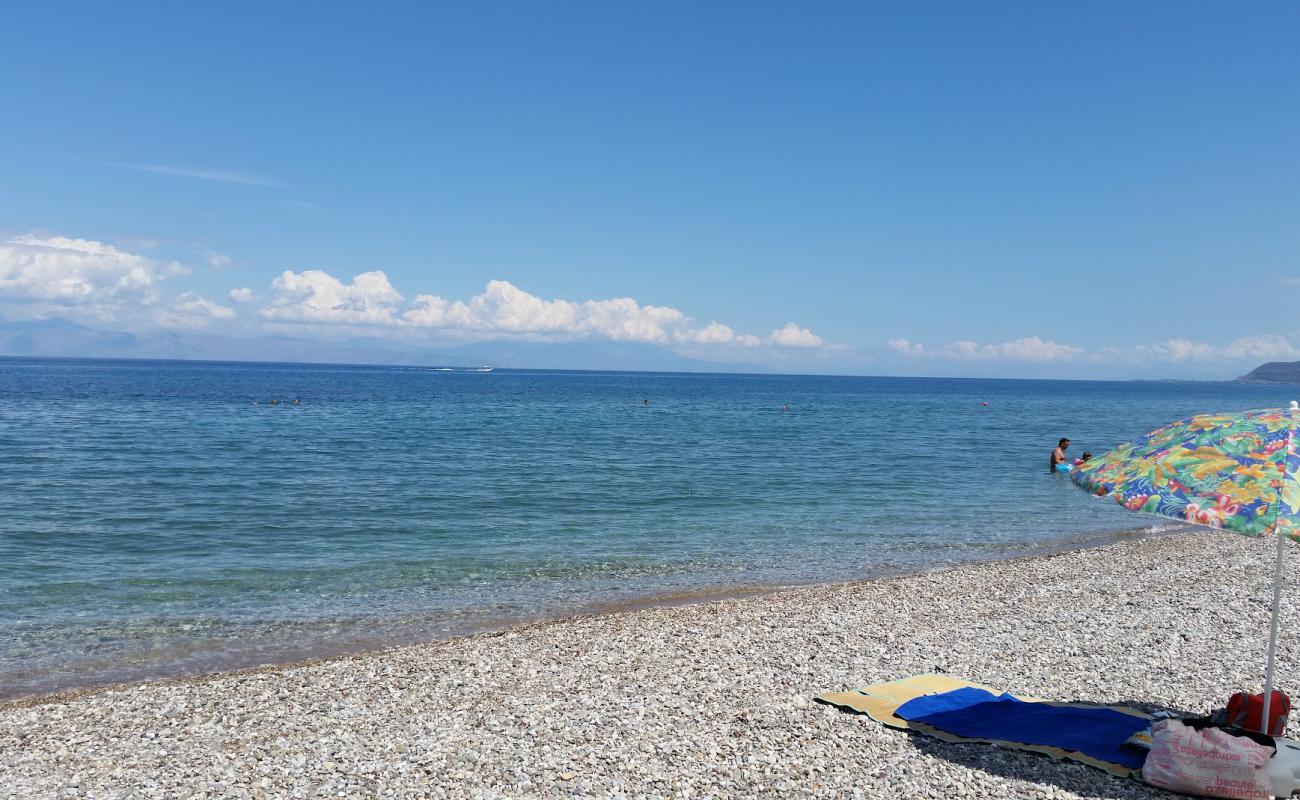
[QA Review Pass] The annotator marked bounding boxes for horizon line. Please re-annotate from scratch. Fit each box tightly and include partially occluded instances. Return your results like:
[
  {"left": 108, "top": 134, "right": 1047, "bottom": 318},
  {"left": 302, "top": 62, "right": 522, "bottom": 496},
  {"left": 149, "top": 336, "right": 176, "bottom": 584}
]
[{"left": 0, "top": 352, "right": 1253, "bottom": 385}]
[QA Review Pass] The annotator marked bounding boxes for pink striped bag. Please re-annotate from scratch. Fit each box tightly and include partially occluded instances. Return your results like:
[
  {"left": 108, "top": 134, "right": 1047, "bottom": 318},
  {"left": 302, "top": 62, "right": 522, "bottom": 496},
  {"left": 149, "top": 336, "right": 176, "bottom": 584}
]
[{"left": 1142, "top": 719, "right": 1274, "bottom": 800}]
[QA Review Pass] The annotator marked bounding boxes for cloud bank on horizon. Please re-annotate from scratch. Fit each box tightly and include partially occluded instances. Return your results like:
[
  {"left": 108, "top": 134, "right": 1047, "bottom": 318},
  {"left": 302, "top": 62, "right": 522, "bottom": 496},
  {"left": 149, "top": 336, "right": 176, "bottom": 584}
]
[
  {"left": 888, "top": 334, "right": 1300, "bottom": 365},
  {"left": 2, "top": 232, "right": 1296, "bottom": 375},
  {"left": 0, "top": 233, "right": 824, "bottom": 354}
]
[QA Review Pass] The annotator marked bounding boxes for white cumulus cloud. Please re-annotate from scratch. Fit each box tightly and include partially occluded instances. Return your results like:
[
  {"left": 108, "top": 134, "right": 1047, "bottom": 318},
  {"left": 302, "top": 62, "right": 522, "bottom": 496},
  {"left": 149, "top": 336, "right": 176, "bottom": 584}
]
[
  {"left": 681, "top": 321, "right": 740, "bottom": 345},
  {"left": 0, "top": 234, "right": 183, "bottom": 307},
  {"left": 897, "top": 333, "right": 1300, "bottom": 366},
  {"left": 155, "top": 292, "right": 237, "bottom": 328},
  {"left": 575, "top": 296, "right": 687, "bottom": 343},
  {"left": 888, "top": 336, "right": 1082, "bottom": 362},
  {"left": 888, "top": 338, "right": 926, "bottom": 357},
  {"left": 0, "top": 233, "right": 828, "bottom": 354},
  {"left": 264, "top": 273, "right": 825, "bottom": 349},
  {"left": 1219, "top": 335, "right": 1299, "bottom": 360},
  {"left": 948, "top": 337, "right": 1084, "bottom": 362},
  {"left": 1114, "top": 335, "right": 1300, "bottom": 363},
  {"left": 769, "top": 322, "right": 824, "bottom": 348},
  {"left": 405, "top": 280, "right": 687, "bottom": 342},
  {"left": 404, "top": 279, "right": 819, "bottom": 347},
  {"left": 411, "top": 280, "right": 578, "bottom": 334},
  {"left": 176, "top": 292, "right": 235, "bottom": 320},
  {"left": 1124, "top": 338, "right": 1217, "bottom": 362},
  {"left": 262, "top": 269, "right": 404, "bottom": 325}
]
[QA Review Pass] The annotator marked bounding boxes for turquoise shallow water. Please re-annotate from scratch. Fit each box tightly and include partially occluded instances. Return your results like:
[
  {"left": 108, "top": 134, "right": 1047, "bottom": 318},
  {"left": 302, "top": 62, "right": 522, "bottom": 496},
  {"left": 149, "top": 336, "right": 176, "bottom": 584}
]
[{"left": 0, "top": 358, "right": 1289, "bottom": 698}]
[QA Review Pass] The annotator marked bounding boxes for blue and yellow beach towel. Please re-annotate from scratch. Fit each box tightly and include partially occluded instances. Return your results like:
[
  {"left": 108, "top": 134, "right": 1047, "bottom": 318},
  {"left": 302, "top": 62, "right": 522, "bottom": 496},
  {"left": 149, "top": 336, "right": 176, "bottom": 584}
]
[{"left": 816, "top": 675, "right": 1151, "bottom": 778}]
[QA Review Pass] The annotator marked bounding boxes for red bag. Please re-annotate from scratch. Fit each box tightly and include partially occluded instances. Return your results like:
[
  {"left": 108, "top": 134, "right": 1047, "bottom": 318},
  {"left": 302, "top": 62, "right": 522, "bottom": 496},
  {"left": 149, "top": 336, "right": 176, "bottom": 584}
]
[{"left": 1226, "top": 690, "right": 1290, "bottom": 736}]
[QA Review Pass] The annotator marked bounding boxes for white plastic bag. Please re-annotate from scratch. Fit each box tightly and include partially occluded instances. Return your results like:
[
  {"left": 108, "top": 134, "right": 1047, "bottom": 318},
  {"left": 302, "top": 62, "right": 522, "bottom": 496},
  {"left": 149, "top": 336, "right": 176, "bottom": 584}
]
[{"left": 1142, "top": 718, "right": 1274, "bottom": 800}]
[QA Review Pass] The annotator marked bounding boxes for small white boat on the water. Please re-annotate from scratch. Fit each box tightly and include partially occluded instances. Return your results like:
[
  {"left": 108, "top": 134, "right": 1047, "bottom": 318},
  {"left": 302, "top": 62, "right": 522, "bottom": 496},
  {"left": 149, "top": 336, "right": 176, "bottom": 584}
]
[{"left": 474, "top": 366, "right": 493, "bottom": 372}]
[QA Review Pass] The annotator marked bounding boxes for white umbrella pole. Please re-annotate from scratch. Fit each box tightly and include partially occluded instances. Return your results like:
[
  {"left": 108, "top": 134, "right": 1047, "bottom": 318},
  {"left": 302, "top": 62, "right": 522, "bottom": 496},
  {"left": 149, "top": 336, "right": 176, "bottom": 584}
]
[{"left": 1262, "top": 527, "right": 1286, "bottom": 733}]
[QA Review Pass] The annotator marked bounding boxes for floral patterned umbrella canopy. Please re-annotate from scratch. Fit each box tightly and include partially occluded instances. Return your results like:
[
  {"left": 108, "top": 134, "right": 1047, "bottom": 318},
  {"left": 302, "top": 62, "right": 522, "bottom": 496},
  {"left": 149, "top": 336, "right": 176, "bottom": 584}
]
[
  {"left": 1070, "top": 406, "right": 1300, "bottom": 732},
  {"left": 1071, "top": 407, "right": 1300, "bottom": 539}
]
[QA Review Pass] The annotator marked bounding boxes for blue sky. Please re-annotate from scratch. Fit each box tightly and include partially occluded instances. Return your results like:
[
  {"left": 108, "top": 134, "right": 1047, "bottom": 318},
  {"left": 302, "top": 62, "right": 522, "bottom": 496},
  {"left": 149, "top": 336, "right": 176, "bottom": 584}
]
[{"left": 1, "top": 1, "right": 1298, "bottom": 377}]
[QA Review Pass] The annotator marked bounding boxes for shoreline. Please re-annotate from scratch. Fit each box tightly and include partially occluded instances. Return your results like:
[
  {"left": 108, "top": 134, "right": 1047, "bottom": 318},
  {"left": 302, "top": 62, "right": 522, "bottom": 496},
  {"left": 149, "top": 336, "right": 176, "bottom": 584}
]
[
  {"left": 0, "top": 583, "right": 785, "bottom": 712},
  {"left": 1, "top": 522, "right": 1189, "bottom": 706},
  {"left": 2, "top": 521, "right": 1190, "bottom": 706},
  {"left": 6, "top": 529, "right": 1294, "bottom": 797}
]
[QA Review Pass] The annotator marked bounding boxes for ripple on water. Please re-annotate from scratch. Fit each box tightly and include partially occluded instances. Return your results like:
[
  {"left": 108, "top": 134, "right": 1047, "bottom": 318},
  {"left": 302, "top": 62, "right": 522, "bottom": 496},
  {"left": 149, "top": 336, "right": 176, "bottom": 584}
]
[{"left": 0, "top": 359, "right": 1284, "bottom": 697}]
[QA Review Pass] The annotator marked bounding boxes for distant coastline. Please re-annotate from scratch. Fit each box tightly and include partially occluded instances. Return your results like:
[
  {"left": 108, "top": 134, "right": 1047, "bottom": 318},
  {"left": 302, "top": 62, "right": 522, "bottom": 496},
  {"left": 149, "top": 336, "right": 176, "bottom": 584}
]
[
  {"left": 0, "top": 316, "right": 770, "bottom": 374},
  {"left": 0, "top": 352, "right": 1251, "bottom": 385},
  {"left": 1236, "top": 360, "right": 1300, "bottom": 385}
]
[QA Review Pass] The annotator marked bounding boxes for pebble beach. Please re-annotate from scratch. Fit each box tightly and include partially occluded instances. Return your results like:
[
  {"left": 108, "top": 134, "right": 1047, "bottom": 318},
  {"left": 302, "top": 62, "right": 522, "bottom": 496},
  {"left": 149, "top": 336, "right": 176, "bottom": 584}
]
[{"left": 4, "top": 530, "right": 1297, "bottom": 799}]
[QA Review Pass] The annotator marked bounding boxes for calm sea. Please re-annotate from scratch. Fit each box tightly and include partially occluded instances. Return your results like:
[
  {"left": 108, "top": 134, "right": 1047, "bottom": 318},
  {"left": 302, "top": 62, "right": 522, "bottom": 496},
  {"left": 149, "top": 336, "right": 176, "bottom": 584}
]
[{"left": 0, "top": 358, "right": 1287, "bottom": 697}]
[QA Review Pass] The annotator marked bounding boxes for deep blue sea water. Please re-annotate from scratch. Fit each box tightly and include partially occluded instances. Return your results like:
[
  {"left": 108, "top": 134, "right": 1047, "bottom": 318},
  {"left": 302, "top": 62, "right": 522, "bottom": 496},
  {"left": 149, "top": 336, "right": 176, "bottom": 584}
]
[{"left": 0, "top": 358, "right": 1290, "bottom": 698}]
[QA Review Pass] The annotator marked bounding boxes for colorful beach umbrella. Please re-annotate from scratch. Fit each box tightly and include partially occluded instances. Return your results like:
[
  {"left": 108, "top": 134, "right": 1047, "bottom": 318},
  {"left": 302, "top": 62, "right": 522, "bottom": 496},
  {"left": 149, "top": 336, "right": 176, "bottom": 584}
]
[{"left": 1070, "top": 405, "right": 1300, "bottom": 731}]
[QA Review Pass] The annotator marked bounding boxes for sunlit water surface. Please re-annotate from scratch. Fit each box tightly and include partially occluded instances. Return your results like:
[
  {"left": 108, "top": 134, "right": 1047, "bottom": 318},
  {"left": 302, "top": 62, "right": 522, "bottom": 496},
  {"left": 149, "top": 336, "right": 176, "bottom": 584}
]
[{"left": 0, "top": 358, "right": 1284, "bottom": 697}]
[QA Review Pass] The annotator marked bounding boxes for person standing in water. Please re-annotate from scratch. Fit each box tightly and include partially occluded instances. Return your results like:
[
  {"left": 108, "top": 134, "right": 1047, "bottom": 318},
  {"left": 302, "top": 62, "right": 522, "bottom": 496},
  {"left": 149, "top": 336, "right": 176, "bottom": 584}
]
[{"left": 1049, "top": 438, "right": 1071, "bottom": 473}]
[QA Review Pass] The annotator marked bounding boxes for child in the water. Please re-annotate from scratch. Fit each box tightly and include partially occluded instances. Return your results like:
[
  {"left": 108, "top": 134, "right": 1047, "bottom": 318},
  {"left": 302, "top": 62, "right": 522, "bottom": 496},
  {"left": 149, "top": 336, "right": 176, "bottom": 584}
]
[{"left": 1073, "top": 451, "right": 1092, "bottom": 467}]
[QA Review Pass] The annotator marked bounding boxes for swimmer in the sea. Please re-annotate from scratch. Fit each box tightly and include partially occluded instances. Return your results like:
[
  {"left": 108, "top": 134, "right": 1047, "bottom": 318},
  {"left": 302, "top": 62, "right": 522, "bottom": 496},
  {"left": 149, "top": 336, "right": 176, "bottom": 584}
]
[{"left": 1050, "top": 438, "right": 1070, "bottom": 473}]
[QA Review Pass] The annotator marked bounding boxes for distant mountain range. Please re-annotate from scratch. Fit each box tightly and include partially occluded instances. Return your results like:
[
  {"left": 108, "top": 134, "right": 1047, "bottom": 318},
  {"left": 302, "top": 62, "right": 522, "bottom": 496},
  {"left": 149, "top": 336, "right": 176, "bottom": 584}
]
[
  {"left": 1237, "top": 362, "right": 1300, "bottom": 384},
  {"left": 0, "top": 316, "right": 767, "bottom": 373}
]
